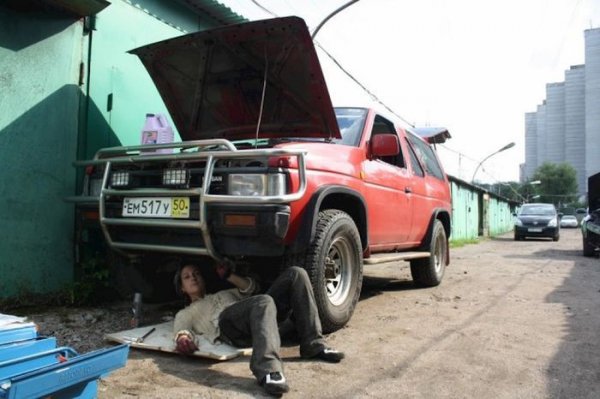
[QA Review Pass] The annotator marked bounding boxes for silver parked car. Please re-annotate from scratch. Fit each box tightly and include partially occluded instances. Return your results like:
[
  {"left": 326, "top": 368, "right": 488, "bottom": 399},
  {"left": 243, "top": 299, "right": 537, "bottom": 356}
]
[{"left": 560, "top": 215, "right": 578, "bottom": 228}]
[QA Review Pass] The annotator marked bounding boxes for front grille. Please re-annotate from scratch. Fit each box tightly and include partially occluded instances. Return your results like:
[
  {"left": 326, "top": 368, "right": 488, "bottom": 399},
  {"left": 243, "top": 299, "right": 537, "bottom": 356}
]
[
  {"left": 522, "top": 220, "right": 549, "bottom": 227},
  {"left": 107, "top": 160, "right": 226, "bottom": 194}
]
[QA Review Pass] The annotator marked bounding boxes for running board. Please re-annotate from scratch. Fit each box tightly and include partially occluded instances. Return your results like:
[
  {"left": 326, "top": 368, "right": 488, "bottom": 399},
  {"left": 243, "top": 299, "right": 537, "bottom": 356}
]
[{"left": 364, "top": 251, "right": 430, "bottom": 264}]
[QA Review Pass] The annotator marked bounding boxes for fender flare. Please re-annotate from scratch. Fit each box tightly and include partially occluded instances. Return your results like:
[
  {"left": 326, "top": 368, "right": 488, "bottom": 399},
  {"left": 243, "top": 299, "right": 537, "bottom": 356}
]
[
  {"left": 289, "top": 185, "right": 368, "bottom": 253},
  {"left": 419, "top": 208, "right": 451, "bottom": 262}
]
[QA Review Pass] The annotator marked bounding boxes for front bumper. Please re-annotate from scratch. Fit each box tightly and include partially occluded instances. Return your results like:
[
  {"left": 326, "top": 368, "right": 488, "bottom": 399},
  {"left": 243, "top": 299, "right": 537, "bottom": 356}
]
[
  {"left": 514, "top": 225, "right": 558, "bottom": 238},
  {"left": 70, "top": 139, "right": 307, "bottom": 261},
  {"left": 208, "top": 204, "right": 291, "bottom": 256},
  {"left": 102, "top": 204, "right": 291, "bottom": 257}
]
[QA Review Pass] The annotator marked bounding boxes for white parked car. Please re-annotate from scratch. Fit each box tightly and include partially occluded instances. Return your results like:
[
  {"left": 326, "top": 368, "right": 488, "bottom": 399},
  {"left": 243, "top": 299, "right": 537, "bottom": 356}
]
[{"left": 560, "top": 215, "right": 578, "bottom": 228}]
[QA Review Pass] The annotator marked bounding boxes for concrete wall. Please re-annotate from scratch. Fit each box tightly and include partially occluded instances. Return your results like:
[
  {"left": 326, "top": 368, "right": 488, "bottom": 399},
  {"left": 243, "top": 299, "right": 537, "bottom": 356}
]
[
  {"left": 585, "top": 28, "right": 600, "bottom": 188},
  {"left": 535, "top": 103, "right": 546, "bottom": 166},
  {"left": 564, "top": 65, "right": 586, "bottom": 197},
  {"left": 0, "top": 6, "right": 83, "bottom": 297},
  {"left": 524, "top": 112, "right": 537, "bottom": 180},
  {"left": 545, "top": 83, "right": 565, "bottom": 164}
]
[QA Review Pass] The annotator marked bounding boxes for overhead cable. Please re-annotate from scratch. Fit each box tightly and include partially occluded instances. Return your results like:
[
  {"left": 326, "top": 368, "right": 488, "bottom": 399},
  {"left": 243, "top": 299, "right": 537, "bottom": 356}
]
[{"left": 250, "top": 0, "right": 415, "bottom": 128}]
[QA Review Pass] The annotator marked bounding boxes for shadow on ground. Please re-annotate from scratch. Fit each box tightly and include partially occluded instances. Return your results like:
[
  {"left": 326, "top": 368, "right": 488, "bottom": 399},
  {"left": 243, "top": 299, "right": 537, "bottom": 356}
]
[
  {"left": 545, "top": 256, "right": 600, "bottom": 398},
  {"left": 359, "top": 275, "right": 416, "bottom": 301}
]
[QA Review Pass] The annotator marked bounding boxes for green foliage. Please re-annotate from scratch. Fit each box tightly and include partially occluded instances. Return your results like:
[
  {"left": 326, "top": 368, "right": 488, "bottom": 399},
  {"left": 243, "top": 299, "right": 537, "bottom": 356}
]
[
  {"left": 0, "top": 254, "right": 114, "bottom": 309},
  {"left": 65, "top": 255, "right": 112, "bottom": 305},
  {"left": 492, "top": 181, "right": 522, "bottom": 202},
  {"left": 450, "top": 238, "right": 479, "bottom": 248},
  {"left": 532, "top": 163, "right": 579, "bottom": 205}
]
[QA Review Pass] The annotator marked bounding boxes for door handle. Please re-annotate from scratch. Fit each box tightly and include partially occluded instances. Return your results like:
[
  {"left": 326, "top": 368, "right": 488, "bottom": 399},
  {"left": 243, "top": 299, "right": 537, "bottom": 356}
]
[{"left": 404, "top": 187, "right": 412, "bottom": 193}]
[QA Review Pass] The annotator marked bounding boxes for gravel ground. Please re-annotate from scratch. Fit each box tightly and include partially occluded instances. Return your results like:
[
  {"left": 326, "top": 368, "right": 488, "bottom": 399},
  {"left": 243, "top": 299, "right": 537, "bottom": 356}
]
[
  {"left": 9, "top": 301, "right": 180, "bottom": 354},
  {"left": 7, "top": 227, "right": 600, "bottom": 398}
]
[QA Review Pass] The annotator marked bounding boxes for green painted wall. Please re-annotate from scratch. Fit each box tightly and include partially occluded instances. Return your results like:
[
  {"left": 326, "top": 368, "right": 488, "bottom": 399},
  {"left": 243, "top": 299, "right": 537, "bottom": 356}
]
[
  {"left": 487, "top": 197, "right": 514, "bottom": 236},
  {"left": 0, "top": 1, "right": 238, "bottom": 300},
  {"left": 450, "top": 181, "right": 479, "bottom": 240},
  {"left": 84, "top": 0, "right": 222, "bottom": 159},
  {"left": 0, "top": 6, "right": 82, "bottom": 297},
  {"left": 448, "top": 177, "right": 516, "bottom": 241}
]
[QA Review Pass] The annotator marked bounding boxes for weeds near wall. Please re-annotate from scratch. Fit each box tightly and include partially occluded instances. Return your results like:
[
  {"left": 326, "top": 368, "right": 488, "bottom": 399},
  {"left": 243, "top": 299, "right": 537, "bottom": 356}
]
[
  {"left": 450, "top": 238, "right": 479, "bottom": 248},
  {"left": 65, "top": 255, "right": 113, "bottom": 305}
]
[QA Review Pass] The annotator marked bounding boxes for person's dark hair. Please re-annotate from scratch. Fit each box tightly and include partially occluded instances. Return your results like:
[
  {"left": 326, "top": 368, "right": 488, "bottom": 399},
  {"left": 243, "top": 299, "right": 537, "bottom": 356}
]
[
  {"left": 173, "top": 263, "right": 201, "bottom": 301},
  {"left": 173, "top": 266, "right": 184, "bottom": 298}
]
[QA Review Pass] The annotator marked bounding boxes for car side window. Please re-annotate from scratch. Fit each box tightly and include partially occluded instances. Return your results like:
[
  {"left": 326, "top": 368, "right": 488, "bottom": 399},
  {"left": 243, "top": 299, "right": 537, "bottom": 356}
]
[
  {"left": 371, "top": 115, "right": 405, "bottom": 168},
  {"left": 406, "top": 133, "right": 445, "bottom": 180},
  {"left": 405, "top": 138, "right": 425, "bottom": 177}
]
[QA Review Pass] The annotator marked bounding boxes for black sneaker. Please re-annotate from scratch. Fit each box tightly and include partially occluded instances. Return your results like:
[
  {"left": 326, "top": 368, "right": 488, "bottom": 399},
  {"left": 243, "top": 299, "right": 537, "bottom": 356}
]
[
  {"left": 260, "top": 372, "right": 290, "bottom": 396},
  {"left": 314, "top": 348, "right": 345, "bottom": 363}
]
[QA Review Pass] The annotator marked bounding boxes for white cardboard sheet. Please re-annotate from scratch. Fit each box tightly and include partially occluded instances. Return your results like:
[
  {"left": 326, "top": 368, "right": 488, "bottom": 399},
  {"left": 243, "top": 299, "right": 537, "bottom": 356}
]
[
  {"left": 105, "top": 321, "right": 251, "bottom": 361},
  {"left": 0, "top": 313, "right": 36, "bottom": 331}
]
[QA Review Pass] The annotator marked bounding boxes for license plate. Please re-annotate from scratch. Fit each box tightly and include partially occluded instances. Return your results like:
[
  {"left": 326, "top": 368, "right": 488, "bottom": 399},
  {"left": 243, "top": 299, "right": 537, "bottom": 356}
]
[
  {"left": 122, "top": 197, "right": 189, "bottom": 218},
  {"left": 528, "top": 227, "right": 542, "bottom": 232}
]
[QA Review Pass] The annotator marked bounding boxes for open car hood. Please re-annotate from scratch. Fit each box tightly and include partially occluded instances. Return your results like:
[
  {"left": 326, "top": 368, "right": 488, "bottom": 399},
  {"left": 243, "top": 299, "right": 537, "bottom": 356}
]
[
  {"left": 588, "top": 172, "right": 600, "bottom": 211},
  {"left": 129, "top": 17, "right": 340, "bottom": 141}
]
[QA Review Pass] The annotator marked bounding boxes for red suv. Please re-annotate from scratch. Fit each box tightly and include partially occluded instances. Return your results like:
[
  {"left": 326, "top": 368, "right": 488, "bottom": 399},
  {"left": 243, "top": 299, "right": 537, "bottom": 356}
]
[{"left": 74, "top": 17, "right": 452, "bottom": 332}]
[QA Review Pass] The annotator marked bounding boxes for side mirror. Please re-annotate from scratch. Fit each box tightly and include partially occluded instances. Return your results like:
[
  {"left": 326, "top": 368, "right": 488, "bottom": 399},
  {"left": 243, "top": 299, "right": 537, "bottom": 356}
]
[{"left": 371, "top": 134, "right": 399, "bottom": 157}]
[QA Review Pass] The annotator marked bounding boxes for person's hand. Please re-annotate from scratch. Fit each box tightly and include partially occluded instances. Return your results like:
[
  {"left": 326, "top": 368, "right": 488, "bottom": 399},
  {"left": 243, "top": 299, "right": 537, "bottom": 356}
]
[
  {"left": 215, "top": 263, "right": 232, "bottom": 280},
  {"left": 175, "top": 335, "right": 198, "bottom": 355}
]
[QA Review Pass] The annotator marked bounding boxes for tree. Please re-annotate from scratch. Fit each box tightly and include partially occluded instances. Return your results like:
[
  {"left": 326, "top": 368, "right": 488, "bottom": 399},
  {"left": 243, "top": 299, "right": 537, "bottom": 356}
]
[
  {"left": 487, "top": 181, "right": 522, "bottom": 202},
  {"left": 532, "top": 163, "right": 578, "bottom": 205}
]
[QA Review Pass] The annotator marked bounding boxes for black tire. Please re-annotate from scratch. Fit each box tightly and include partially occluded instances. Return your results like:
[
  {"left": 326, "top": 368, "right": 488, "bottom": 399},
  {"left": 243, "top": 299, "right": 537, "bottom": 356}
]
[
  {"left": 300, "top": 209, "right": 363, "bottom": 333},
  {"left": 410, "top": 220, "right": 447, "bottom": 287},
  {"left": 583, "top": 236, "right": 596, "bottom": 257},
  {"left": 514, "top": 233, "right": 522, "bottom": 241},
  {"left": 552, "top": 234, "right": 560, "bottom": 242}
]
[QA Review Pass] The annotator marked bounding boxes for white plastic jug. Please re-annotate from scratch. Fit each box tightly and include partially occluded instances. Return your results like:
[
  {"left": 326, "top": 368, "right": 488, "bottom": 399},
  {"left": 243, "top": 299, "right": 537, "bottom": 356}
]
[{"left": 140, "top": 113, "right": 174, "bottom": 154}]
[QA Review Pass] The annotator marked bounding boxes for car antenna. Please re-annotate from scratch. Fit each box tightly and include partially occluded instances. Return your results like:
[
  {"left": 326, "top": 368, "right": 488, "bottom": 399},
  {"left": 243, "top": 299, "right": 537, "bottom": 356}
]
[{"left": 255, "top": 47, "right": 268, "bottom": 149}]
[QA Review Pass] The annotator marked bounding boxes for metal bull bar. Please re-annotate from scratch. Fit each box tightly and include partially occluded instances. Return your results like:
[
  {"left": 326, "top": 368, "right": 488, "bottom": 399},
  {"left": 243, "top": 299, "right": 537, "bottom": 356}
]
[{"left": 72, "top": 139, "right": 307, "bottom": 260}]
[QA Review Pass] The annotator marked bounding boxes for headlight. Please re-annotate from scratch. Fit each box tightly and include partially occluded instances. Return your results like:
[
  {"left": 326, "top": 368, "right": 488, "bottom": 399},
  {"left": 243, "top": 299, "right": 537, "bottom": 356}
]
[
  {"left": 548, "top": 218, "right": 557, "bottom": 227},
  {"left": 111, "top": 171, "right": 130, "bottom": 187},
  {"left": 228, "top": 173, "right": 286, "bottom": 196},
  {"left": 514, "top": 218, "right": 523, "bottom": 227},
  {"left": 163, "top": 168, "right": 189, "bottom": 186}
]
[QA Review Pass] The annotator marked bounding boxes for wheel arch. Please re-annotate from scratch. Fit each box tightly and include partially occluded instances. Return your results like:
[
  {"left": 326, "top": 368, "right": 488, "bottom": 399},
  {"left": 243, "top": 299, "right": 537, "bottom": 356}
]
[
  {"left": 290, "top": 185, "right": 368, "bottom": 253},
  {"left": 419, "top": 208, "right": 451, "bottom": 263}
]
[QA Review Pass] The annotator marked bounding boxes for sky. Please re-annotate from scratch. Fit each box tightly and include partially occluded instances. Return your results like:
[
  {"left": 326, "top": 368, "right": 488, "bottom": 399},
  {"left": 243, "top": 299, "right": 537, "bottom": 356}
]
[{"left": 217, "top": 0, "right": 600, "bottom": 183}]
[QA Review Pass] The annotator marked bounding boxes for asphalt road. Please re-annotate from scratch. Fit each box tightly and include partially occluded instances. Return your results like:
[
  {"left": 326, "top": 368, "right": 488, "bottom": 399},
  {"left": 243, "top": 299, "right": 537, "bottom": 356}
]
[{"left": 100, "top": 227, "right": 600, "bottom": 398}]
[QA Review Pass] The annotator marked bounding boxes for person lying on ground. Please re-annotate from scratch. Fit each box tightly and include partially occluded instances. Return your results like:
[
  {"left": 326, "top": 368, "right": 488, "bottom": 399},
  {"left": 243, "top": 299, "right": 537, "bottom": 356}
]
[{"left": 173, "top": 262, "right": 345, "bottom": 396}]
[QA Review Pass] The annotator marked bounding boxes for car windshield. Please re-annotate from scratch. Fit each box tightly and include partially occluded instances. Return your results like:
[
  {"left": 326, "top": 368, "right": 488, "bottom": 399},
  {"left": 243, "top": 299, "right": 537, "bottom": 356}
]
[
  {"left": 519, "top": 205, "right": 555, "bottom": 216},
  {"left": 334, "top": 108, "right": 367, "bottom": 147}
]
